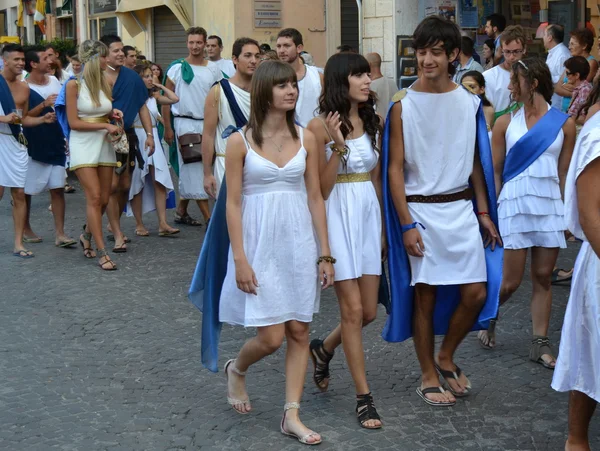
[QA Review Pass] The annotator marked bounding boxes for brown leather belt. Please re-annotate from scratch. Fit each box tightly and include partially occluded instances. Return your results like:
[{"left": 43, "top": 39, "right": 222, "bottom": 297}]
[{"left": 406, "top": 188, "right": 473, "bottom": 203}]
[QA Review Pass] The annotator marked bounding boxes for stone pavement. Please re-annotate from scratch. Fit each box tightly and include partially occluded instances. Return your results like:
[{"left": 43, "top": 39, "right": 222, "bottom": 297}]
[{"left": 0, "top": 178, "right": 598, "bottom": 451}]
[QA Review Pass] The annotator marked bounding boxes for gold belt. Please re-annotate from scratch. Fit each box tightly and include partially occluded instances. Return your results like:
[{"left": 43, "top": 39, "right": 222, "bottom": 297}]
[
  {"left": 80, "top": 115, "right": 109, "bottom": 123},
  {"left": 336, "top": 172, "right": 370, "bottom": 183},
  {"left": 215, "top": 153, "right": 226, "bottom": 157}
]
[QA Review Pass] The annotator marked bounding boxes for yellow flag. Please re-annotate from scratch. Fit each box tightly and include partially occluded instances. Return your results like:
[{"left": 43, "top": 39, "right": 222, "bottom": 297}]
[{"left": 17, "top": 0, "right": 24, "bottom": 27}]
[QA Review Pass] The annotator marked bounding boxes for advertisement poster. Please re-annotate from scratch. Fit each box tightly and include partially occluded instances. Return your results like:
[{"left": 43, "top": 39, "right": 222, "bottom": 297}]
[
  {"left": 424, "top": 0, "right": 458, "bottom": 22},
  {"left": 460, "top": 0, "right": 478, "bottom": 28},
  {"left": 480, "top": 0, "right": 496, "bottom": 25}
]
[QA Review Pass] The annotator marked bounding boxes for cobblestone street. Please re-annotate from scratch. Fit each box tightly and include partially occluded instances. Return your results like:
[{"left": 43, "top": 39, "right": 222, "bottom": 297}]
[{"left": 0, "top": 178, "right": 598, "bottom": 451}]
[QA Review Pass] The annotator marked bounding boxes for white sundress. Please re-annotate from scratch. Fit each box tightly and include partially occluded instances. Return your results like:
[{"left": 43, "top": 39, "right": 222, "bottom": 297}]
[
  {"left": 325, "top": 132, "right": 381, "bottom": 281},
  {"left": 219, "top": 127, "right": 320, "bottom": 327},
  {"left": 551, "top": 110, "right": 600, "bottom": 403},
  {"left": 498, "top": 105, "right": 567, "bottom": 249}
]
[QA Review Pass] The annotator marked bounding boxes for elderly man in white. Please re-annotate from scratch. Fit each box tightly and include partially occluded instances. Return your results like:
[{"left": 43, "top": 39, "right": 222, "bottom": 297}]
[{"left": 543, "top": 24, "right": 571, "bottom": 109}]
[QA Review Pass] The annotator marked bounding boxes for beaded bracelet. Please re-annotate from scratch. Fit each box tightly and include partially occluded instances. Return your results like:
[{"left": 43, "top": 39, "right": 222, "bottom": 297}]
[{"left": 317, "top": 256, "right": 337, "bottom": 265}]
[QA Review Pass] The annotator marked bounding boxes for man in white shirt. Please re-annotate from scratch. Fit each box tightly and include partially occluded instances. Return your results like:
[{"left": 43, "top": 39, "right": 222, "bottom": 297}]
[
  {"left": 543, "top": 24, "right": 571, "bottom": 109},
  {"left": 276, "top": 28, "right": 323, "bottom": 127},
  {"left": 206, "top": 35, "right": 235, "bottom": 78},
  {"left": 366, "top": 52, "right": 398, "bottom": 114},
  {"left": 483, "top": 25, "right": 526, "bottom": 120}
]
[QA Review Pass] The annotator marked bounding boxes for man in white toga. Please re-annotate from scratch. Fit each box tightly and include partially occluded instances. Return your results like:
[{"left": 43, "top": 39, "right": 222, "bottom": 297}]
[{"left": 206, "top": 35, "right": 236, "bottom": 79}]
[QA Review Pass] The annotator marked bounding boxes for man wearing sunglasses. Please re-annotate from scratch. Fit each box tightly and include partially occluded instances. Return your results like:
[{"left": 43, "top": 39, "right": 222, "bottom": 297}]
[{"left": 483, "top": 25, "right": 527, "bottom": 122}]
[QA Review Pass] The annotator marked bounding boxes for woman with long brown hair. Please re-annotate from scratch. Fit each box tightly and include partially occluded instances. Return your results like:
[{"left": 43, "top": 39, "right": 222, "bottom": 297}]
[{"left": 219, "top": 60, "right": 334, "bottom": 444}]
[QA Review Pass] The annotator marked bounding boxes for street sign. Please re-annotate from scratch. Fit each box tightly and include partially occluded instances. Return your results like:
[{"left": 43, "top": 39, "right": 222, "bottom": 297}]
[{"left": 254, "top": 0, "right": 282, "bottom": 28}]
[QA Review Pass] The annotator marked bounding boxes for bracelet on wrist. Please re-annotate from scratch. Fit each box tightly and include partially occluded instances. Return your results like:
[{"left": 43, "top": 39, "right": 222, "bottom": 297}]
[
  {"left": 330, "top": 144, "right": 349, "bottom": 158},
  {"left": 477, "top": 211, "right": 489, "bottom": 217},
  {"left": 401, "top": 222, "right": 426, "bottom": 234},
  {"left": 317, "top": 255, "right": 336, "bottom": 265}
]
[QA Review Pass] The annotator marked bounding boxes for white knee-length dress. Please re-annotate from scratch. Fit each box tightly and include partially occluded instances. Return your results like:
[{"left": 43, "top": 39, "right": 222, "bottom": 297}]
[
  {"left": 498, "top": 106, "right": 567, "bottom": 249},
  {"left": 325, "top": 133, "right": 381, "bottom": 281},
  {"left": 219, "top": 128, "right": 320, "bottom": 327}
]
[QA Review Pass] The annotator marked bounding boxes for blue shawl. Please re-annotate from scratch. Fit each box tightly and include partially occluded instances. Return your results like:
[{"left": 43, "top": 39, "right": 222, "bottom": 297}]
[
  {"left": 502, "top": 107, "right": 568, "bottom": 183},
  {"left": 25, "top": 90, "right": 66, "bottom": 166},
  {"left": 112, "top": 66, "right": 148, "bottom": 131},
  {"left": 0, "top": 75, "right": 23, "bottom": 141},
  {"left": 188, "top": 80, "right": 248, "bottom": 373},
  {"left": 381, "top": 95, "right": 504, "bottom": 343}
]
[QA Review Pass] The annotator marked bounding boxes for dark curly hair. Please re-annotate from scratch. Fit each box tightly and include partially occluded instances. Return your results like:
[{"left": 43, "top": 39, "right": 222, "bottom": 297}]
[
  {"left": 510, "top": 57, "right": 554, "bottom": 105},
  {"left": 318, "top": 52, "right": 382, "bottom": 150}
]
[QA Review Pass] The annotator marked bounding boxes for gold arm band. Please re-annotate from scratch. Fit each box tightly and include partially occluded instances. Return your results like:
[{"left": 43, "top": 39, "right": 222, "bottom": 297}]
[
  {"left": 336, "top": 172, "right": 370, "bottom": 183},
  {"left": 79, "top": 115, "right": 109, "bottom": 123},
  {"left": 215, "top": 153, "right": 226, "bottom": 157}
]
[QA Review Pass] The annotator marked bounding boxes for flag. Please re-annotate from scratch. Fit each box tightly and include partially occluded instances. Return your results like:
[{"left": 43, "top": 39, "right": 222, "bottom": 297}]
[{"left": 34, "top": 0, "right": 46, "bottom": 34}]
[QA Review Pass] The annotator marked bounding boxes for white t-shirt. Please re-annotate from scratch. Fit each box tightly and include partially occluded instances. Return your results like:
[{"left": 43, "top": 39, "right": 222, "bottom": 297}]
[
  {"left": 546, "top": 43, "right": 571, "bottom": 108},
  {"left": 483, "top": 65, "right": 512, "bottom": 113},
  {"left": 212, "top": 58, "right": 236, "bottom": 78},
  {"left": 27, "top": 75, "right": 61, "bottom": 99}
]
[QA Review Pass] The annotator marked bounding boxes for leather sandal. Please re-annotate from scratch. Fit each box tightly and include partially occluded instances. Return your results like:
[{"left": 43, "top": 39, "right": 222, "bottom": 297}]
[
  {"left": 356, "top": 392, "right": 382, "bottom": 429},
  {"left": 529, "top": 336, "right": 556, "bottom": 369},
  {"left": 309, "top": 339, "right": 334, "bottom": 392},
  {"left": 97, "top": 249, "right": 117, "bottom": 271},
  {"left": 224, "top": 359, "right": 251, "bottom": 414}
]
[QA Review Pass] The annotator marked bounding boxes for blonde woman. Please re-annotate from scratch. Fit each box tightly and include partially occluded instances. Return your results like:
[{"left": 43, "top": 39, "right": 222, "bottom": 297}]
[{"left": 58, "top": 40, "right": 122, "bottom": 270}]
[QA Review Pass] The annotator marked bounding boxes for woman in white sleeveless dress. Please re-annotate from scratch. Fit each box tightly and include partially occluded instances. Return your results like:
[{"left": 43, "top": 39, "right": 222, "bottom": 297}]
[
  {"left": 306, "top": 53, "right": 384, "bottom": 429},
  {"left": 483, "top": 58, "right": 575, "bottom": 367},
  {"left": 65, "top": 40, "right": 122, "bottom": 271},
  {"left": 220, "top": 61, "right": 334, "bottom": 445},
  {"left": 128, "top": 65, "right": 179, "bottom": 237}
]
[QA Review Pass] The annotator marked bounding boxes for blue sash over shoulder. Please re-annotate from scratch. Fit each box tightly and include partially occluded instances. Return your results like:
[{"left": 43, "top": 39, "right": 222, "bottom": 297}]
[
  {"left": 188, "top": 81, "right": 248, "bottom": 372},
  {"left": 503, "top": 107, "right": 568, "bottom": 183},
  {"left": 113, "top": 66, "right": 148, "bottom": 130},
  {"left": 381, "top": 97, "right": 504, "bottom": 343},
  {"left": 0, "top": 75, "right": 23, "bottom": 141},
  {"left": 55, "top": 75, "right": 76, "bottom": 139}
]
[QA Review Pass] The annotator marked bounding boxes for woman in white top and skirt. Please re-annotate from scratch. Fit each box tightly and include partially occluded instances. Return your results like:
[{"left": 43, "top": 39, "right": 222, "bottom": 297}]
[
  {"left": 484, "top": 58, "right": 575, "bottom": 367},
  {"left": 128, "top": 64, "right": 179, "bottom": 237},
  {"left": 307, "top": 53, "right": 384, "bottom": 429},
  {"left": 220, "top": 61, "right": 334, "bottom": 445}
]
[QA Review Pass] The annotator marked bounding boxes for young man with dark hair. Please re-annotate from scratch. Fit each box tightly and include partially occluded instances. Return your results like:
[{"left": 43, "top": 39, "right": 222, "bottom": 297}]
[
  {"left": 453, "top": 36, "right": 484, "bottom": 83},
  {"left": 276, "top": 27, "right": 323, "bottom": 127},
  {"left": 483, "top": 25, "right": 527, "bottom": 119},
  {"left": 21, "top": 46, "right": 75, "bottom": 248},
  {"left": 202, "top": 37, "right": 260, "bottom": 198},
  {"left": 485, "top": 13, "right": 506, "bottom": 64},
  {"left": 383, "top": 16, "right": 502, "bottom": 407},
  {"left": 543, "top": 24, "right": 571, "bottom": 109},
  {"left": 0, "top": 44, "right": 56, "bottom": 257},
  {"left": 122, "top": 45, "right": 137, "bottom": 69},
  {"left": 206, "top": 35, "right": 236, "bottom": 78},
  {"left": 163, "top": 27, "right": 221, "bottom": 226},
  {"left": 99, "top": 34, "right": 155, "bottom": 251}
]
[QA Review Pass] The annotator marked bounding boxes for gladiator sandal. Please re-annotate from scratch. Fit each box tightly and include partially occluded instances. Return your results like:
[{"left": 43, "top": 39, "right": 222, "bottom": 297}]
[
  {"left": 79, "top": 224, "right": 95, "bottom": 259},
  {"left": 529, "top": 335, "right": 556, "bottom": 369},
  {"left": 280, "top": 402, "right": 322, "bottom": 445},
  {"left": 309, "top": 339, "right": 334, "bottom": 392},
  {"left": 97, "top": 248, "right": 117, "bottom": 271},
  {"left": 356, "top": 392, "right": 382, "bottom": 429}
]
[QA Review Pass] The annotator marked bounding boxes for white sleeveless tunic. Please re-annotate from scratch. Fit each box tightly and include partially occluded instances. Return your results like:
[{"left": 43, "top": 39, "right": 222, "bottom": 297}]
[
  {"left": 401, "top": 86, "right": 486, "bottom": 286},
  {"left": 127, "top": 97, "right": 174, "bottom": 215},
  {"left": 552, "top": 110, "right": 600, "bottom": 403},
  {"left": 296, "top": 65, "right": 321, "bottom": 127},
  {"left": 219, "top": 127, "right": 320, "bottom": 327},
  {"left": 0, "top": 102, "right": 28, "bottom": 188},
  {"left": 214, "top": 82, "right": 251, "bottom": 197},
  {"left": 498, "top": 105, "right": 567, "bottom": 249},
  {"left": 325, "top": 133, "right": 381, "bottom": 281}
]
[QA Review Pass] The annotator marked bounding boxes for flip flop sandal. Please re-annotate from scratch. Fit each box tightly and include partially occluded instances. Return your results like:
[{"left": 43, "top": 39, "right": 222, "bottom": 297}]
[
  {"left": 22, "top": 237, "right": 42, "bottom": 243},
  {"left": 416, "top": 386, "right": 456, "bottom": 407},
  {"left": 529, "top": 336, "right": 556, "bottom": 370},
  {"left": 13, "top": 250, "right": 34, "bottom": 259},
  {"left": 551, "top": 268, "right": 573, "bottom": 284},
  {"left": 158, "top": 229, "right": 180, "bottom": 237},
  {"left": 112, "top": 243, "right": 127, "bottom": 253},
  {"left": 135, "top": 230, "right": 150, "bottom": 237},
  {"left": 107, "top": 235, "right": 132, "bottom": 243},
  {"left": 64, "top": 185, "right": 76, "bottom": 193},
  {"left": 56, "top": 239, "right": 77, "bottom": 248},
  {"left": 435, "top": 363, "right": 472, "bottom": 397},
  {"left": 477, "top": 319, "right": 497, "bottom": 350}
]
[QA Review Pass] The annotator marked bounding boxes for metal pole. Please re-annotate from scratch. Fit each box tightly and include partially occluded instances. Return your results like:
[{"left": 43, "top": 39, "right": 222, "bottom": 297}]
[
  {"left": 72, "top": 0, "right": 77, "bottom": 44},
  {"left": 356, "top": 0, "right": 362, "bottom": 54}
]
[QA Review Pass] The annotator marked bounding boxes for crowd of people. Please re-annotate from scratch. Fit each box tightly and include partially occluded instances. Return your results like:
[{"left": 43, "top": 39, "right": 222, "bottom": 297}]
[{"left": 0, "top": 14, "right": 598, "bottom": 449}]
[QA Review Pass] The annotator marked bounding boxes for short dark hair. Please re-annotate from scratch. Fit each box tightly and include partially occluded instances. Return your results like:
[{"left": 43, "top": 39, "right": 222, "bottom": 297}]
[
  {"left": 413, "top": 16, "right": 461, "bottom": 58},
  {"left": 123, "top": 45, "right": 136, "bottom": 56},
  {"left": 461, "top": 36, "right": 475, "bottom": 57},
  {"left": 486, "top": 13, "right": 506, "bottom": 32},
  {"left": 337, "top": 44, "right": 356, "bottom": 53},
  {"left": 44, "top": 43, "right": 58, "bottom": 54},
  {"left": 100, "top": 34, "right": 123, "bottom": 48},
  {"left": 208, "top": 35, "right": 223, "bottom": 48},
  {"left": 565, "top": 56, "right": 590, "bottom": 81},
  {"left": 546, "top": 24, "right": 565, "bottom": 44},
  {"left": 259, "top": 43, "right": 271, "bottom": 52},
  {"left": 2, "top": 44, "right": 24, "bottom": 56},
  {"left": 277, "top": 28, "right": 303, "bottom": 46},
  {"left": 24, "top": 45, "right": 46, "bottom": 72},
  {"left": 186, "top": 27, "right": 207, "bottom": 41},
  {"left": 232, "top": 37, "right": 260, "bottom": 59},
  {"left": 484, "top": 38, "right": 496, "bottom": 53},
  {"left": 570, "top": 28, "right": 594, "bottom": 53}
]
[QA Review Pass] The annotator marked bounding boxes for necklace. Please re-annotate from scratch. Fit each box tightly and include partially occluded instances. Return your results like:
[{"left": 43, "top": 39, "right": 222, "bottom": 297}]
[{"left": 264, "top": 134, "right": 285, "bottom": 152}]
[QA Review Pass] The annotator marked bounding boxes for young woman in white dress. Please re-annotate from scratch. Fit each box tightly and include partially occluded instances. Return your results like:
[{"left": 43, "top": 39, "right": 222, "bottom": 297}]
[
  {"left": 65, "top": 40, "right": 122, "bottom": 270},
  {"left": 220, "top": 61, "right": 334, "bottom": 445},
  {"left": 483, "top": 58, "right": 575, "bottom": 367},
  {"left": 128, "top": 65, "right": 179, "bottom": 237},
  {"left": 306, "top": 52, "right": 384, "bottom": 429}
]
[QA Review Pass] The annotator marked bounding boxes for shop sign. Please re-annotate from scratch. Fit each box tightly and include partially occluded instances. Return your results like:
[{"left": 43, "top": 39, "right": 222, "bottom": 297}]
[{"left": 255, "top": 0, "right": 282, "bottom": 28}]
